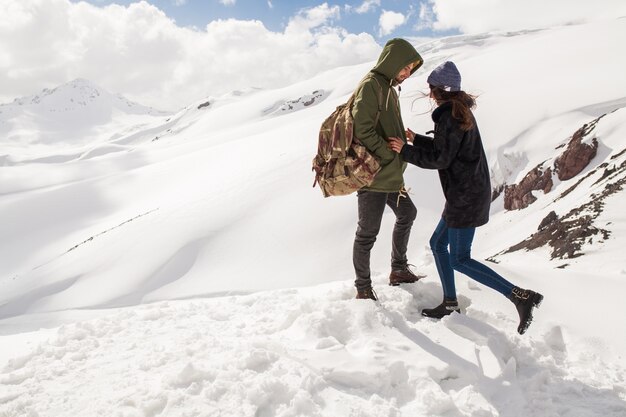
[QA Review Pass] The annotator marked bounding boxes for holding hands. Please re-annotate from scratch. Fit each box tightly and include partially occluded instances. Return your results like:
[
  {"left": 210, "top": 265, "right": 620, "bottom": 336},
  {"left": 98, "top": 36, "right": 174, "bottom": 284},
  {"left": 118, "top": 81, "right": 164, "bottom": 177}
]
[
  {"left": 387, "top": 128, "right": 416, "bottom": 153},
  {"left": 387, "top": 136, "right": 405, "bottom": 154},
  {"left": 405, "top": 128, "right": 416, "bottom": 143}
]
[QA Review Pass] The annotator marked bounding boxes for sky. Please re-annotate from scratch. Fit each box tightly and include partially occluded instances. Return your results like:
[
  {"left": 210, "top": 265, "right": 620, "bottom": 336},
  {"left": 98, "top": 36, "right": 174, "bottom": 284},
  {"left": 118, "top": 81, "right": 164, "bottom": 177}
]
[
  {"left": 1, "top": 0, "right": 626, "bottom": 110},
  {"left": 78, "top": 0, "right": 451, "bottom": 39}
]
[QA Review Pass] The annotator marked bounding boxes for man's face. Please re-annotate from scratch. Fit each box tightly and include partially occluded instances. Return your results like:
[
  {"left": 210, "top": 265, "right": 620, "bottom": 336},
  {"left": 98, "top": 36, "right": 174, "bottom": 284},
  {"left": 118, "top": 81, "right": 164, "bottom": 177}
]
[{"left": 394, "top": 62, "right": 415, "bottom": 85}]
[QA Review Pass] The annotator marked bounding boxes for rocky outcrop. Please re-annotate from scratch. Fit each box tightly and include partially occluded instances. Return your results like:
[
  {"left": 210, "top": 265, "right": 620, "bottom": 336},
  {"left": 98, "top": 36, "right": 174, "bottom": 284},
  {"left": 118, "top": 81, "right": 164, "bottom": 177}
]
[
  {"left": 490, "top": 151, "right": 626, "bottom": 261},
  {"left": 503, "top": 165, "right": 553, "bottom": 210},
  {"left": 502, "top": 114, "right": 604, "bottom": 210},
  {"left": 502, "top": 211, "right": 609, "bottom": 260},
  {"left": 263, "top": 90, "right": 327, "bottom": 116},
  {"left": 554, "top": 119, "right": 600, "bottom": 180}
]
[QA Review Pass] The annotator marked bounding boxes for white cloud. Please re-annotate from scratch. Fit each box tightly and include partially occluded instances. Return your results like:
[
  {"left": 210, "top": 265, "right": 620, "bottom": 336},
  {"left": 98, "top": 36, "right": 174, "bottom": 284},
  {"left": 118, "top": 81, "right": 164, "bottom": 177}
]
[
  {"left": 267, "top": 0, "right": 274, "bottom": 9},
  {"left": 378, "top": 10, "right": 406, "bottom": 37},
  {"left": 173, "top": 0, "right": 187, "bottom": 6},
  {"left": 219, "top": 0, "right": 236, "bottom": 6},
  {"left": 428, "top": 0, "right": 626, "bottom": 33},
  {"left": 0, "top": 0, "right": 380, "bottom": 110},
  {"left": 414, "top": 2, "right": 435, "bottom": 31},
  {"left": 286, "top": 3, "right": 341, "bottom": 34},
  {"left": 354, "top": 0, "right": 380, "bottom": 14}
]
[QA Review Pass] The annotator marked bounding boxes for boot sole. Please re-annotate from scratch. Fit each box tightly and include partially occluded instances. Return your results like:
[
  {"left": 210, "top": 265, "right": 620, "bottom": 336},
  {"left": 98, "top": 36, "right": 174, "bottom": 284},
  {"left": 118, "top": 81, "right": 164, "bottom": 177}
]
[
  {"left": 389, "top": 275, "right": 426, "bottom": 286},
  {"left": 518, "top": 293, "right": 544, "bottom": 335},
  {"left": 421, "top": 309, "right": 460, "bottom": 319}
]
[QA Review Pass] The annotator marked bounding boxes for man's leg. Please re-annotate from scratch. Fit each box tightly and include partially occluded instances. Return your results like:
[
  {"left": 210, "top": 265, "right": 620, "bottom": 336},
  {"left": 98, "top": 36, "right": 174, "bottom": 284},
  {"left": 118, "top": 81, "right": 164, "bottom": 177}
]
[
  {"left": 386, "top": 192, "right": 417, "bottom": 270},
  {"left": 353, "top": 190, "right": 388, "bottom": 290}
]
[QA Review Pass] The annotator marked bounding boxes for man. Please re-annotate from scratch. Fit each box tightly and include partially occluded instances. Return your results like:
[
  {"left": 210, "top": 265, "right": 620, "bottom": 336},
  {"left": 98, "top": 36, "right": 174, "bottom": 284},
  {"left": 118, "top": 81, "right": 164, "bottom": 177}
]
[{"left": 352, "top": 38, "right": 424, "bottom": 300}]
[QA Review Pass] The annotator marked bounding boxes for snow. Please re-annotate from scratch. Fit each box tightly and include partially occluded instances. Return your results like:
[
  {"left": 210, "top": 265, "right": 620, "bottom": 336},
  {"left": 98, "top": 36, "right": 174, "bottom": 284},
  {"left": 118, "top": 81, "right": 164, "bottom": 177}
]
[
  {"left": 1, "top": 281, "right": 624, "bottom": 416},
  {"left": 1, "top": 19, "right": 626, "bottom": 416}
]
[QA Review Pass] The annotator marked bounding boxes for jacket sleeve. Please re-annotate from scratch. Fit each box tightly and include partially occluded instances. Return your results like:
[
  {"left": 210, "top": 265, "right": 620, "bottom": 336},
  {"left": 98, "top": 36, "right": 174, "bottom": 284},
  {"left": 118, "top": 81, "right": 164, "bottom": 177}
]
[
  {"left": 401, "top": 115, "right": 464, "bottom": 169},
  {"left": 411, "top": 133, "right": 434, "bottom": 150},
  {"left": 352, "top": 81, "right": 397, "bottom": 166}
]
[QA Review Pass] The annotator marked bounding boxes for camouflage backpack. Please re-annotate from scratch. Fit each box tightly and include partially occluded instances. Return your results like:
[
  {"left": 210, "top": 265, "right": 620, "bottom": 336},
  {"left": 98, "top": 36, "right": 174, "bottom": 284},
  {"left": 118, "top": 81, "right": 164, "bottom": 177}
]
[{"left": 312, "top": 76, "right": 383, "bottom": 197}]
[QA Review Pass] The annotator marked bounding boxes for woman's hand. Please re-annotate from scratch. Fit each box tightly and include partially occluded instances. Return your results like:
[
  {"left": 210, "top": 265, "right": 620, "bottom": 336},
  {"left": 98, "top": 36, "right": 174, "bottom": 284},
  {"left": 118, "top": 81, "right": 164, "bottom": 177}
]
[
  {"left": 386, "top": 136, "right": 405, "bottom": 154},
  {"left": 405, "top": 128, "right": 415, "bottom": 143}
]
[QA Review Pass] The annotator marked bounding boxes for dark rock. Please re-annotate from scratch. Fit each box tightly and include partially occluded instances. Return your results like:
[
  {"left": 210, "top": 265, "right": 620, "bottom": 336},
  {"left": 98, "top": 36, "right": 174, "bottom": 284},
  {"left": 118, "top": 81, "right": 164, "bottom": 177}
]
[
  {"left": 593, "top": 164, "right": 617, "bottom": 186},
  {"left": 538, "top": 211, "right": 558, "bottom": 231},
  {"left": 494, "top": 158, "right": 625, "bottom": 260},
  {"left": 503, "top": 213, "right": 609, "bottom": 260},
  {"left": 197, "top": 101, "right": 211, "bottom": 110},
  {"left": 491, "top": 184, "right": 504, "bottom": 202},
  {"left": 554, "top": 120, "right": 600, "bottom": 181},
  {"left": 504, "top": 165, "right": 553, "bottom": 210},
  {"left": 556, "top": 170, "right": 595, "bottom": 201}
]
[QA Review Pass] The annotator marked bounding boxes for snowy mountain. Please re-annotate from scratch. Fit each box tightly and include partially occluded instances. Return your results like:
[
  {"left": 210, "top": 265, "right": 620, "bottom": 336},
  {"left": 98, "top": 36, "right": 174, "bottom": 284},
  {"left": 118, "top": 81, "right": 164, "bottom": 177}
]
[
  {"left": 0, "top": 78, "right": 168, "bottom": 164},
  {"left": 2, "top": 78, "right": 159, "bottom": 115},
  {"left": 0, "top": 19, "right": 625, "bottom": 417}
]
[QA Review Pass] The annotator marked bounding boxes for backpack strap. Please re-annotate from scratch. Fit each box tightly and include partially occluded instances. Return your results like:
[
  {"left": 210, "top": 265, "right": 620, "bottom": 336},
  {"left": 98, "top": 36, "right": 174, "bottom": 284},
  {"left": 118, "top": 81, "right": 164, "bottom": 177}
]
[
  {"left": 352, "top": 73, "right": 384, "bottom": 133},
  {"left": 369, "top": 76, "right": 384, "bottom": 128}
]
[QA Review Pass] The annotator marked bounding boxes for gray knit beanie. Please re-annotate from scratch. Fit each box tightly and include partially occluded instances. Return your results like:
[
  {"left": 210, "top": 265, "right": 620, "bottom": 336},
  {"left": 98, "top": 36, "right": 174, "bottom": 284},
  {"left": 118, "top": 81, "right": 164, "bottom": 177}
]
[{"left": 427, "top": 61, "right": 461, "bottom": 92}]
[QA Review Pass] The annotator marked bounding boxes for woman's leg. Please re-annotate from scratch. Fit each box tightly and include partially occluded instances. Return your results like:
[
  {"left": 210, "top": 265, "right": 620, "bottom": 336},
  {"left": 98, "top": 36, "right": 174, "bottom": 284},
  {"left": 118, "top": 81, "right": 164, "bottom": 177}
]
[
  {"left": 429, "top": 218, "right": 456, "bottom": 299},
  {"left": 448, "top": 226, "right": 515, "bottom": 296},
  {"left": 422, "top": 219, "right": 460, "bottom": 319}
]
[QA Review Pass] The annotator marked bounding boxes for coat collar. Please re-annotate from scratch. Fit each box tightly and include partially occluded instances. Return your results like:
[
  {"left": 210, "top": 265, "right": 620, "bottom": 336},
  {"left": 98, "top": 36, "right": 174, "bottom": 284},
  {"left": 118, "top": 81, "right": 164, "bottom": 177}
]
[{"left": 432, "top": 101, "right": 453, "bottom": 122}]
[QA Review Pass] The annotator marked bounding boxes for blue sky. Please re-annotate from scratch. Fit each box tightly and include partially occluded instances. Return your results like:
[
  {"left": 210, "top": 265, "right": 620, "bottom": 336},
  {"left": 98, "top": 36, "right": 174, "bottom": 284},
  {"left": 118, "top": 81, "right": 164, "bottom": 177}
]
[{"left": 80, "top": 0, "right": 457, "bottom": 39}]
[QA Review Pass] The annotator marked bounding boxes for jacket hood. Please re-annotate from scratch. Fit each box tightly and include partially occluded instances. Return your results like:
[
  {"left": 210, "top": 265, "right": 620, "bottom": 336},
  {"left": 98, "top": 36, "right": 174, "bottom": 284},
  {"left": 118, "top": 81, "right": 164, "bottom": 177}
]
[{"left": 372, "top": 38, "right": 423, "bottom": 81}]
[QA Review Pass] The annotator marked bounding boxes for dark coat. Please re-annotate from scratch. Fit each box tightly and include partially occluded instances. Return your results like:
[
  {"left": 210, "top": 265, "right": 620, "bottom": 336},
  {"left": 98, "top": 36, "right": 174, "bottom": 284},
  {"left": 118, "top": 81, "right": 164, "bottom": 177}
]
[{"left": 401, "top": 102, "right": 491, "bottom": 228}]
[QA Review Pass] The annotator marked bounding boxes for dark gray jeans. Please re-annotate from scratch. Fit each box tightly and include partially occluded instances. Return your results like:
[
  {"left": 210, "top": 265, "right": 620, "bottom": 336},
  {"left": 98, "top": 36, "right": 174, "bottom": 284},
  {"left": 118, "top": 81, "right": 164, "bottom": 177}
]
[{"left": 353, "top": 189, "right": 417, "bottom": 289}]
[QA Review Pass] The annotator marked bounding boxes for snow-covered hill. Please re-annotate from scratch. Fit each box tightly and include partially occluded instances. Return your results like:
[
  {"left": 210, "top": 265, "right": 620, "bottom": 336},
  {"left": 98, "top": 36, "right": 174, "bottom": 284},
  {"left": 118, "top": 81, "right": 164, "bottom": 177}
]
[
  {"left": 0, "top": 18, "right": 625, "bottom": 417},
  {"left": 0, "top": 78, "right": 168, "bottom": 163}
]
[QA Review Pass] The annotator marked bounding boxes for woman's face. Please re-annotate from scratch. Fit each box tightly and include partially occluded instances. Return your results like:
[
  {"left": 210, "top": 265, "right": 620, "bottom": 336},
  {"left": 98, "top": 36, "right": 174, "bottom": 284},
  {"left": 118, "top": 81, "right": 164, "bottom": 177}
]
[
  {"left": 429, "top": 88, "right": 438, "bottom": 103},
  {"left": 429, "top": 87, "right": 443, "bottom": 105}
]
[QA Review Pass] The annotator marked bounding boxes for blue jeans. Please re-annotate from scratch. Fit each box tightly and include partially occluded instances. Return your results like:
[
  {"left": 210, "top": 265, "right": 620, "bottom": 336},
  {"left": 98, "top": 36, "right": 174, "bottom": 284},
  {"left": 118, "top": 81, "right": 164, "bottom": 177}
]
[{"left": 430, "top": 218, "right": 514, "bottom": 299}]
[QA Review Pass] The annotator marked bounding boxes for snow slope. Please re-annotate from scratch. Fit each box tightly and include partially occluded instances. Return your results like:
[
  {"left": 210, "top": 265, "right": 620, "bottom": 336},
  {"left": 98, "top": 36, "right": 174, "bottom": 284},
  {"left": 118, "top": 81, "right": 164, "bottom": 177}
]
[{"left": 0, "top": 18, "right": 625, "bottom": 416}]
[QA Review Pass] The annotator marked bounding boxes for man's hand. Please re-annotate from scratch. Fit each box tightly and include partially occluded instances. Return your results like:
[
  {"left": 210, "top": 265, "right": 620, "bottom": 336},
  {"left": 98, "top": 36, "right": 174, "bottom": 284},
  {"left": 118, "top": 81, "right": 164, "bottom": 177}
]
[{"left": 386, "top": 136, "right": 405, "bottom": 154}]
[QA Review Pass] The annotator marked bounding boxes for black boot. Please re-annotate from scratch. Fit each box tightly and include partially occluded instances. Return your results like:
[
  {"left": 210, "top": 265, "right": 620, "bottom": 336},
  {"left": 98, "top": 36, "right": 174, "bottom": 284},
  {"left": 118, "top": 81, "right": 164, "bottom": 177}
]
[
  {"left": 421, "top": 298, "right": 460, "bottom": 319},
  {"left": 508, "top": 287, "right": 544, "bottom": 335},
  {"left": 356, "top": 287, "right": 378, "bottom": 301}
]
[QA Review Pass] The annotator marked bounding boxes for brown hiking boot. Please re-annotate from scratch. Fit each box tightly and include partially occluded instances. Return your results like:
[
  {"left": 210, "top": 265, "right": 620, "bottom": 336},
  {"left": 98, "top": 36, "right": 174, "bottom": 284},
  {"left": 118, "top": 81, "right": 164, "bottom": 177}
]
[
  {"left": 355, "top": 287, "right": 378, "bottom": 301},
  {"left": 389, "top": 265, "right": 425, "bottom": 286}
]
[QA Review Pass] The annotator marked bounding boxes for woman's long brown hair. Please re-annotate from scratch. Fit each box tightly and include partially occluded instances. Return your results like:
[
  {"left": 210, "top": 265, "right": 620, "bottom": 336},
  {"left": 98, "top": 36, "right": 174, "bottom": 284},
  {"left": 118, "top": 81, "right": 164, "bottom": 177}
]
[{"left": 430, "top": 86, "right": 477, "bottom": 131}]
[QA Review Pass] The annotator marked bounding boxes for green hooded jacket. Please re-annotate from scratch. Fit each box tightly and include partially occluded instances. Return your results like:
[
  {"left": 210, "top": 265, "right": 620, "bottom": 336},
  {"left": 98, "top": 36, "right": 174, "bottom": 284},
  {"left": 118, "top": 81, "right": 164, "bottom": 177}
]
[{"left": 352, "top": 38, "right": 423, "bottom": 192}]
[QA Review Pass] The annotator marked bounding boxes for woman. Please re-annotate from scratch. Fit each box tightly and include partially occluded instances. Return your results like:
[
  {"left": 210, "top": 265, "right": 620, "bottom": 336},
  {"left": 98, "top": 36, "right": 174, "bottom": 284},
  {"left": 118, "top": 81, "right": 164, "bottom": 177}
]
[{"left": 387, "top": 61, "right": 543, "bottom": 335}]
